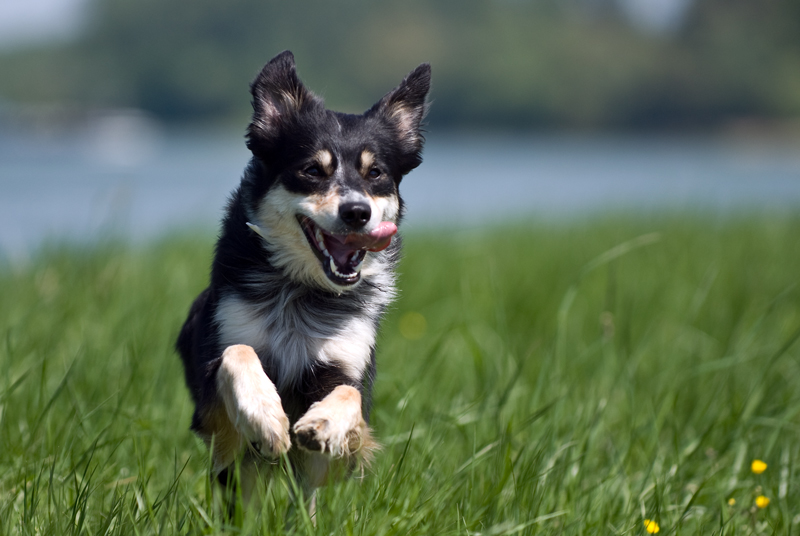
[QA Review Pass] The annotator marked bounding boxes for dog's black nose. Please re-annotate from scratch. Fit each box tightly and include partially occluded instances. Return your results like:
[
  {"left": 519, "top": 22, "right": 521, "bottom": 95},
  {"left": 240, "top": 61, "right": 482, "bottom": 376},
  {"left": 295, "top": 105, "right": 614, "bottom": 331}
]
[{"left": 339, "top": 201, "right": 371, "bottom": 229}]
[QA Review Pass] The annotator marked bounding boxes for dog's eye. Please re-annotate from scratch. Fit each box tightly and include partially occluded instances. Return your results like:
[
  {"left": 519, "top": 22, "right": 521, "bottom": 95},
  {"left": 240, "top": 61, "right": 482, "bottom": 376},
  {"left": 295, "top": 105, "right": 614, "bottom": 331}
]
[
  {"left": 368, "top": 168, "right": 382, "bottom": 179},
  {"left": 304, "top": 166, "right": 323, "bottom": 177}
]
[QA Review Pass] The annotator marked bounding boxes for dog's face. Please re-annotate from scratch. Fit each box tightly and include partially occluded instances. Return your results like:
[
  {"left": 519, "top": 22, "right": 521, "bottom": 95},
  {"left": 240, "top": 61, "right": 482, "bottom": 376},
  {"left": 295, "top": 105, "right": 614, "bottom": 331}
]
[{"left": 243, "top": 51, "right": 431, "bottom": 293}]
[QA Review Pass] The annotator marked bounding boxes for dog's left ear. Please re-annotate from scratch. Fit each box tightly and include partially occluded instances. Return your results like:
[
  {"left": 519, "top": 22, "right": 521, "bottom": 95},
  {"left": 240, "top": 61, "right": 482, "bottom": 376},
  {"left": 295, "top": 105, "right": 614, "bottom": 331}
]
[{"left": 369, "top": 64, "right": 432, "bottom": 171}]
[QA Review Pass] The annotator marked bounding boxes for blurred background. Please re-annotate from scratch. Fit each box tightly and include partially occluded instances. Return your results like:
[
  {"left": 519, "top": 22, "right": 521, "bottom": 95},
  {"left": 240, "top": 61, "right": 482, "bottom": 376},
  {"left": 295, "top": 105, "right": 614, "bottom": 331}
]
[{"left": 1, "top": 0, "right": 800, "bottom": 256}]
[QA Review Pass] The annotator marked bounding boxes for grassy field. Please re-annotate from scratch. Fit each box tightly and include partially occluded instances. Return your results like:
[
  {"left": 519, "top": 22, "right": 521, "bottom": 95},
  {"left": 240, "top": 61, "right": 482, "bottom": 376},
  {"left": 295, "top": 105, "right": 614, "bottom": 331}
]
[{"left": 1, "top": 215, "right": 799, "bottom": 535}]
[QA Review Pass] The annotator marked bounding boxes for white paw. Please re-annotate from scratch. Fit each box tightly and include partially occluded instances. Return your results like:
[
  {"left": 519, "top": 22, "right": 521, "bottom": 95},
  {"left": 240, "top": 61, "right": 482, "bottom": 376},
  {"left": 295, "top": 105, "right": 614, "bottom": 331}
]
[
  {"left": 217, "top": 345, "right": 291, "bottom": 458},
  {"left": 293, "top": 385, "right": 365, "bottom": 458},
  {"left": 232, "top": 384, "right": 291, "bottom": 458}
]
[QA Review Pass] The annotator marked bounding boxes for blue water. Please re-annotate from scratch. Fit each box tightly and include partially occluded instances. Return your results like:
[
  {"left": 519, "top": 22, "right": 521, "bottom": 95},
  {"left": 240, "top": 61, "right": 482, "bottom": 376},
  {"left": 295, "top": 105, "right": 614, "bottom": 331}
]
[{"left": 2, "top": 117, "right": 800, "bottom": 256}]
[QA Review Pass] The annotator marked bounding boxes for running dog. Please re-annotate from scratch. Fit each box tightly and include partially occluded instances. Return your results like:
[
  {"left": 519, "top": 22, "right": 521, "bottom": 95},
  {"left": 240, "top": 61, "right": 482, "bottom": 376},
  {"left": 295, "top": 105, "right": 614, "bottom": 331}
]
[{"left": 177, "top": 50, "right": 431, "bottom": 502}]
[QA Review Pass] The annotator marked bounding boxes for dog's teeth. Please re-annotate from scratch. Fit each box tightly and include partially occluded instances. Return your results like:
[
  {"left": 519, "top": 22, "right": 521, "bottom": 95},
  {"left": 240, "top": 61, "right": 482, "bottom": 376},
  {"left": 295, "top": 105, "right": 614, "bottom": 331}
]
[
  {"left": 315, "top": 228, "right": 325, "bottom": 247},
  {"left": 329, "top": 257, "right": 359, "bottom": 280},
  {"left": 354, "top": 260, "right": 363, "bottom": 272}
]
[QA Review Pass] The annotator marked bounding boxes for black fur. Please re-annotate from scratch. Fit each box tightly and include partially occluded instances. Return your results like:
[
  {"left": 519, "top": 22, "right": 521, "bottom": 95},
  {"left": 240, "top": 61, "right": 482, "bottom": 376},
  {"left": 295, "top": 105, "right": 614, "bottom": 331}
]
[{"left": 176, "top": 50, "right": 430, "bottom": 488}]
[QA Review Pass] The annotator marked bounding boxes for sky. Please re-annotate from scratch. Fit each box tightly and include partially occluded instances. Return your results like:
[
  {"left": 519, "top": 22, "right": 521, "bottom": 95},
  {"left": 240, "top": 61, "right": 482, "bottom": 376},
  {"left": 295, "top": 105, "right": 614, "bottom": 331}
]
[
  {"left": 617, "top": 0, "right": 693, "bottom": 33},
  {"left": 0, "top": 0, "right": 693, "bottom": 50},
  {"left": 0, "top": 0, "right": 87, "bottom": 48}
]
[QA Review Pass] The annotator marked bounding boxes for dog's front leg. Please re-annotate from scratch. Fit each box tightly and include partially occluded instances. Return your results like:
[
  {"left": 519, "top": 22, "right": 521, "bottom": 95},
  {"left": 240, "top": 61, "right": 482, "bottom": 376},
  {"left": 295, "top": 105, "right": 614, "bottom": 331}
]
[
  {"left": 293, "top": 385, "right": 374, "bottom": 459},
  {"left": 215, "top": 344, "right": 291, "bottom": 465}
]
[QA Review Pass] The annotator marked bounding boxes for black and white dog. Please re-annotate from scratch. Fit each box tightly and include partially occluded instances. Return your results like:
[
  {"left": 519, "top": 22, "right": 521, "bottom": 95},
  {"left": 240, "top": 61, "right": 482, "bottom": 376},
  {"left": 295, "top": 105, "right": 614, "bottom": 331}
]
[{"left": 177, "top": 51, "right": 430, "bottom": 501}]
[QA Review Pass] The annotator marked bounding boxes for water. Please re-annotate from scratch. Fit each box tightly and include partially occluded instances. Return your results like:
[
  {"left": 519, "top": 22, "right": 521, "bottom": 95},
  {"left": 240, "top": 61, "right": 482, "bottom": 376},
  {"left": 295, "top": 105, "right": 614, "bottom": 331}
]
[{"left": 2, "top": 118, "right": 800, "bottom": 257}]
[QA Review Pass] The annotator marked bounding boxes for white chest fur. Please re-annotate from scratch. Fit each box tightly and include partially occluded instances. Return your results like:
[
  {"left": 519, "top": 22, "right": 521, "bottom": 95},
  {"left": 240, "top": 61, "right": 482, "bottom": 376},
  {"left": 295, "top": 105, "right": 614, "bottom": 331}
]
[{"left": 214, "top": 293, "right": 376, "bottom": 389}]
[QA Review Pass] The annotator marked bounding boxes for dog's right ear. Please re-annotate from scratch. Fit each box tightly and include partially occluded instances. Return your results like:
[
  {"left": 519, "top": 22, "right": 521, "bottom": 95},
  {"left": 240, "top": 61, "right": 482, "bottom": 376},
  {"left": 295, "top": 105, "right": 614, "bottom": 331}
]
[{"left": 247, "top": 51, "right": 321, "bottom": 154}]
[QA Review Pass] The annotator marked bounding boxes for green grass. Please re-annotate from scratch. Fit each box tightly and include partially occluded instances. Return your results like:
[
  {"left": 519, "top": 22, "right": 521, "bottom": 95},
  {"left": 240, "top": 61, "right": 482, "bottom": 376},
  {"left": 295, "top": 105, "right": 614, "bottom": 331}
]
[{"left": 1, "top": 215, "right": 800, "bottom": 535}]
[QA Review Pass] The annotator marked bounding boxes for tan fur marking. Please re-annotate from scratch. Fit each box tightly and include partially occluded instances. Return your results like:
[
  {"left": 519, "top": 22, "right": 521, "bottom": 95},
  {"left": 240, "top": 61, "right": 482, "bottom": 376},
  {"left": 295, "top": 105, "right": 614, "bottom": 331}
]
[
  {"left": 196, "top": 403, "right": 242, "bottom": 473},
  {"left": 316, "top": 150, "right": 335, "bottom": 176},
  {"left": 280, "top": 89, "right": 304, "bottom": 110},
  {"left": 331, "top": 384, "right": 361, "bottom": 404},
  {"left": 355, "top": 424, "right": 379, "bottom": 466},
  {"left": 359, "top": 150, "right": 375, "bottom": 176},
  {"left": 304, "top": 189, "right": 340, "bottom": 222}
]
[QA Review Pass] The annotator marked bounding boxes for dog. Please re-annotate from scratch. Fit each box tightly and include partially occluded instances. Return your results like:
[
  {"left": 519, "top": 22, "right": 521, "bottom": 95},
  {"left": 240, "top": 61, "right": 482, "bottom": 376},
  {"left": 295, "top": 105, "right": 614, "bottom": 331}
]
[{"left": 176, "top": 50, "right": 431, "bottom": 505}]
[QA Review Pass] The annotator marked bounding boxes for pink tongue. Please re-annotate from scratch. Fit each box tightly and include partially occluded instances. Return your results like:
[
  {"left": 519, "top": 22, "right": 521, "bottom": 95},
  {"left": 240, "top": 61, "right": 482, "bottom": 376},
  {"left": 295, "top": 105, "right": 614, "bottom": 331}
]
[
  {"left": 365, "top": 221, "right": 398, "bottom": 251},
  {"left": 323, "top": 222, "right": 398, "bottom": 267},
  {"left": 342, "top": 221, "right": 398, "bottom": 252}
]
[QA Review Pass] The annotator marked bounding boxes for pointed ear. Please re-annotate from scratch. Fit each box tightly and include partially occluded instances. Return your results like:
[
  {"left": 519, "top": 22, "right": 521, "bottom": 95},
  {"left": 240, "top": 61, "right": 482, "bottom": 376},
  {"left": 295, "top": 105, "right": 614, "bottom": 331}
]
[
  {"left": 247, "top": 51, "right": 321, "bottom": 153},
  {"left": 370, "top": 63, "right": 432, "bottom": 162}
]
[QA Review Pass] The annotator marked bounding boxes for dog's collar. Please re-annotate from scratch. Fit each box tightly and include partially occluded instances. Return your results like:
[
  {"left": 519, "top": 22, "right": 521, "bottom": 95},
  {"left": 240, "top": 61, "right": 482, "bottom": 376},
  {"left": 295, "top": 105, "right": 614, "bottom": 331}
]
[{"left": 246, "top": 222, "right": 268, "bottom": 241}]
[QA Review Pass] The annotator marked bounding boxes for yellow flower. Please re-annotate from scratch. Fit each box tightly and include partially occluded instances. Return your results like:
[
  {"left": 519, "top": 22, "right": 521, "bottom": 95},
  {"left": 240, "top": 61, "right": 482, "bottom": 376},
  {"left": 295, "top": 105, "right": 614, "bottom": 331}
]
[
  {"left": 727, "top": 497, "right": 736, "bottom": 506},
  {"left": 644, "top": 519, "right": 660, "bottom": 534},
  {"left": 755, "top": 495, "right": 770, "bottom": 508},
  {"left": 751, "top": 459, "right": 767, "bottom": 474}
]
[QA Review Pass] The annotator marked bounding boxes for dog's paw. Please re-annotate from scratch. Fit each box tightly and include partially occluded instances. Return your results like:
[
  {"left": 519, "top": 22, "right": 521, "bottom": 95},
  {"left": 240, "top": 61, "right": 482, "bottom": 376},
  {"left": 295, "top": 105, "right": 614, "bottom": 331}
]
[
  {"left": 293, "top": 412, "right": 364, "bottom": 457},
  {"left": 232, "top": 385, "right": 291, "bottom": 458},
  {"left": 293, "top": 385, "right": 366, "bottom": 458},
  {"left": 217, "top": 345, "right": 291, "bottom": 458}
]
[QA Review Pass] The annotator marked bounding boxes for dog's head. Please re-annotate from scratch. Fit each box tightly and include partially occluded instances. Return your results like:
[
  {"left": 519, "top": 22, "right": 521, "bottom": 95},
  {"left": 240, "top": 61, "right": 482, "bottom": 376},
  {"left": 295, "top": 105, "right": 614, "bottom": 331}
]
[{"left": 242, "top": 51, "right": 431, "bottom": 293}]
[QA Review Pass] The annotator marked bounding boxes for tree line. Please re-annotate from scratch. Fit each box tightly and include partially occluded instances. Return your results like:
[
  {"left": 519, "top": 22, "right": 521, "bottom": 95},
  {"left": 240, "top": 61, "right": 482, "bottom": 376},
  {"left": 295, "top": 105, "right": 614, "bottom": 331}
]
[{"left": 1, "top": 0, "right": 798, "bottom": 130}]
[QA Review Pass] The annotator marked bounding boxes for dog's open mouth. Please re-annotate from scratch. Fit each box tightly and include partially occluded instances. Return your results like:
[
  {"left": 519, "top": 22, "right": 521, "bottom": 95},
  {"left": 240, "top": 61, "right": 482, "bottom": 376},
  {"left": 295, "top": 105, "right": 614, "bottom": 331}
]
[{"left": 298, "top": 216, "right": 397, "bottom": 286}]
